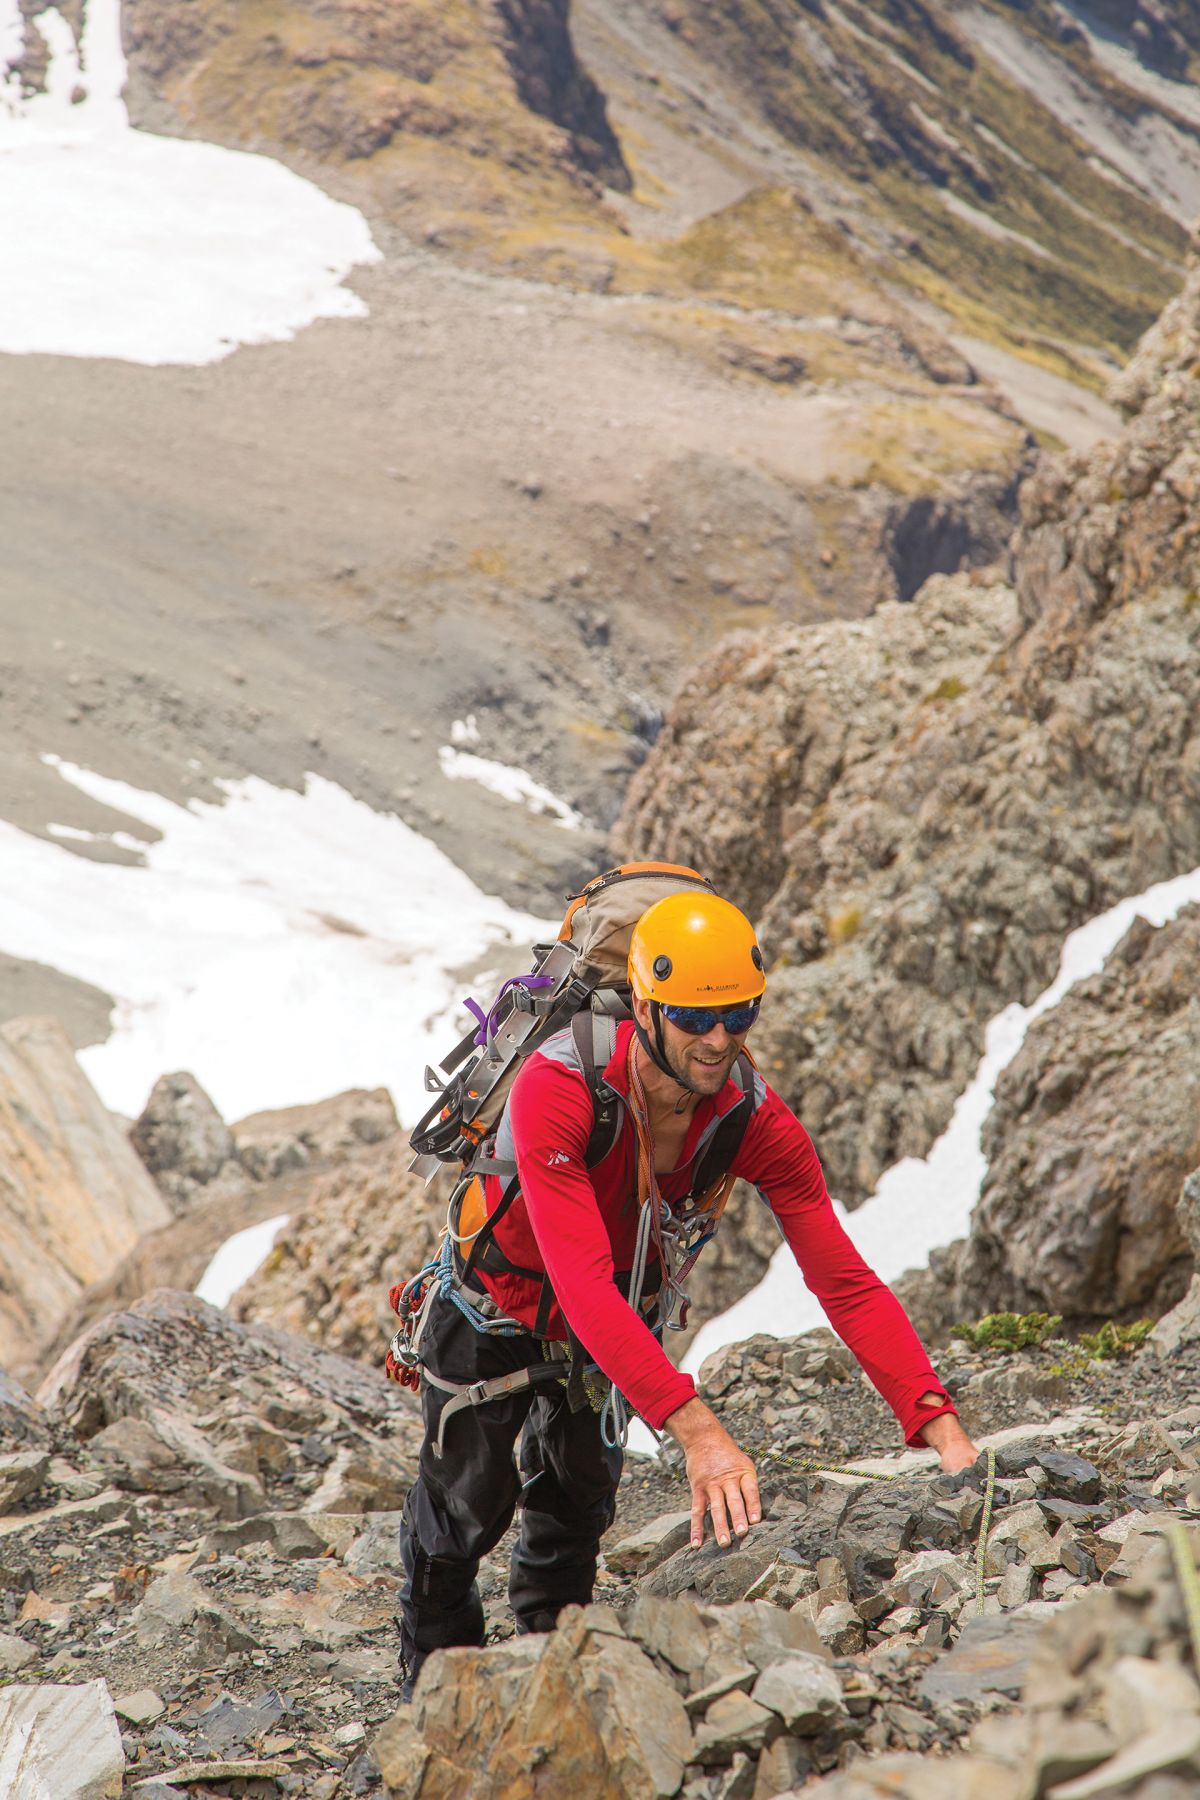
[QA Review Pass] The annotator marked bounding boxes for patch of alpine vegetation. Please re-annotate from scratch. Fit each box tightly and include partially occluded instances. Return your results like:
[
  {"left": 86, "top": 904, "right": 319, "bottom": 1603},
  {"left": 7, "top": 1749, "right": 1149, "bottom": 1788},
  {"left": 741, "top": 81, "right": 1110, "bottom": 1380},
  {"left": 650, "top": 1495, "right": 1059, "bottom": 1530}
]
[
  {"left": 110, "top": 0, "right": 625, "bottom": 203},
  {"left": 647, "top": 0, "right": 1190, "bottom": 369},
  {"left": 616, "top": 250, "right": 1200, "bottom": 1213}
]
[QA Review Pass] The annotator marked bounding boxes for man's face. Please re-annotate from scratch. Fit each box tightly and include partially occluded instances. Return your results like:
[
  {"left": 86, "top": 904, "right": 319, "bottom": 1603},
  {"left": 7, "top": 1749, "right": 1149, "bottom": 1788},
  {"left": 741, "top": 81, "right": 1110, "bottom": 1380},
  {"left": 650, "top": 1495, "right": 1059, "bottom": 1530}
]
[{"left": 633, "top": 996, "right": 753, "bottom": 1096}]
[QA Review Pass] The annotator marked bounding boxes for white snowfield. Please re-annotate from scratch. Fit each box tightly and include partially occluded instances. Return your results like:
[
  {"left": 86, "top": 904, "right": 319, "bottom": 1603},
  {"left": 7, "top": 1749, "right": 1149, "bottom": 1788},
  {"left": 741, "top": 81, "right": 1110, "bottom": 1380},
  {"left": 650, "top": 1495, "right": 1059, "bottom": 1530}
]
[
  {"left": 0, "top": 0, "right": 379, "bottom": 363},
  {"left": 438, "top": 745, "right": 585, "bottom": 831},
  {"left": 0, "top": 757, "right": 552, "bottom": 1123},
  {"left": 195, "top": 1213, "right": 292, "bottom": 1310},
  {"left": 685, "top": 861, "right": 1200, "bottom": 1376}
]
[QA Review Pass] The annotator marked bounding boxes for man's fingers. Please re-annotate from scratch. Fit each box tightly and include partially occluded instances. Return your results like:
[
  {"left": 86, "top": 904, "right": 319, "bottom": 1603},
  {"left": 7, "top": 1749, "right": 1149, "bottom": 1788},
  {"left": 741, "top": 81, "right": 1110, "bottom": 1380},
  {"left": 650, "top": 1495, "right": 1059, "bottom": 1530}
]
[
  {"left": 708, "top": 1484, "right": 732, "bottom": 1548},
  {"left": 724, "top": 1477, "right": 750, "bottom": 1540},
  {"left": 691, "top": 1488, "right": 708, "bottom": 1549},
  {"left": 743, "top": 1468, "right": 762, "bottom": 1527}
]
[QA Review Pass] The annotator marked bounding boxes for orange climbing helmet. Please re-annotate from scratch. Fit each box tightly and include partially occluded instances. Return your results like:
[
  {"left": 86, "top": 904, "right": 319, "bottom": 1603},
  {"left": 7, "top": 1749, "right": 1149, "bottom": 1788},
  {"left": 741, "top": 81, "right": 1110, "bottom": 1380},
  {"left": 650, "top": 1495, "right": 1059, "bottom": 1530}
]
[{"left": 628, "top": 891, "right": 766, "bottom": 1008}]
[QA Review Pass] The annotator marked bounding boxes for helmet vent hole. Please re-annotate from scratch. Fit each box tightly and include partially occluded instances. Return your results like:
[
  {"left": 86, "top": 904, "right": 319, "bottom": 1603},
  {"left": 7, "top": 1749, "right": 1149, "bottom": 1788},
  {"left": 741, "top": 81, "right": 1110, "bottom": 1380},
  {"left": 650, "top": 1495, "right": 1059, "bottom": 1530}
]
[
  {"left": 751, "top": 946, "right": 764, "bottom": 972},
  {"left": 652, "top": 955, "right": 673, "bottom": 981}
]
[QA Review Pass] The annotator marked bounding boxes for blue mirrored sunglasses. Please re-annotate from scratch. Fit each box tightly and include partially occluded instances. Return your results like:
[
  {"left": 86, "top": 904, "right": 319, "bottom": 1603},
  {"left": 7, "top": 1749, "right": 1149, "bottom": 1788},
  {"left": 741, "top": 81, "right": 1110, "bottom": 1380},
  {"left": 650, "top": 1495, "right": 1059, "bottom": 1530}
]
[{"left": 659, "top": 998, "right": 761, "bottom": 1036}]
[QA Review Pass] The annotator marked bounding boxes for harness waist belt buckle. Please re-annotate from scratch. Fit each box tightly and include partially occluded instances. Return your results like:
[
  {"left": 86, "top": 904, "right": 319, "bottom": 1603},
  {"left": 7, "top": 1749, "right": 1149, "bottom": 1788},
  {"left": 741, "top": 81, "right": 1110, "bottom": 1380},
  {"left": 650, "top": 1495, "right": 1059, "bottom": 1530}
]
[{"left": 466, "top": 1380, "right": 494, "bottom": 1405}]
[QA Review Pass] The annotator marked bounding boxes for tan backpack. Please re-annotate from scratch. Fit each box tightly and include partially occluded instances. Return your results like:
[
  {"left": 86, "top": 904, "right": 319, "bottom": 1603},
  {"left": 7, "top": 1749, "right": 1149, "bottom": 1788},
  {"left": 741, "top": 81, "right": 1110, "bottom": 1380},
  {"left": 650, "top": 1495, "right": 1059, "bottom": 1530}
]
[{"left": 409, "top": 861, "right": 714, "bottom": 1177}]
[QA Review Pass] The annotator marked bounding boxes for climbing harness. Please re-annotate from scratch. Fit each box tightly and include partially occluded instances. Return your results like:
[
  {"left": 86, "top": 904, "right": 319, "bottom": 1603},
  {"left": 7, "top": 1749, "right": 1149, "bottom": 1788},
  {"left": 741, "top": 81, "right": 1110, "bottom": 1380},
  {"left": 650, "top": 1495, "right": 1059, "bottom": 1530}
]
[{"left": 387, "top": 1238, "right": 575, "bottom": 1457}]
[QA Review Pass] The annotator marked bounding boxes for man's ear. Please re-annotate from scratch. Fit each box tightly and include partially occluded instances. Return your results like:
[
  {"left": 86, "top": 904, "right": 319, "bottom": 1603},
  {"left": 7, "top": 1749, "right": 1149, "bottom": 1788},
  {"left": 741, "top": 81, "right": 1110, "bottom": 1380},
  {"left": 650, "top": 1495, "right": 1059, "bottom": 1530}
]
[{"left": 631, "top": 993, "right": 653, "bottom": 1031}]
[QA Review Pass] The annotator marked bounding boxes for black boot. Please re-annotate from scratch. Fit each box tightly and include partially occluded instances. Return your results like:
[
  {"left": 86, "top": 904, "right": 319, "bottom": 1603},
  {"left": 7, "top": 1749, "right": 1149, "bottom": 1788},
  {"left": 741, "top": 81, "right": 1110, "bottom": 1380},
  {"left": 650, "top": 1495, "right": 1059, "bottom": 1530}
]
[{"left": 398, "top": 1638, "right": 427, "bottom": 1705}]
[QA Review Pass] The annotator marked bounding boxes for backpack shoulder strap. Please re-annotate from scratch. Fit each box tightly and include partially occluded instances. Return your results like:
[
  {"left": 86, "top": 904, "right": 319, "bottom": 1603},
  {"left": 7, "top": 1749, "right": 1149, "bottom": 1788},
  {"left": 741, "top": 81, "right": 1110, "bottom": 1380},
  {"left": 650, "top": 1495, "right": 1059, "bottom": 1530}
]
[
  {"left": 690, "top": 1050, "right": 759, "bottom": 1197},
  {"left": 572, "top": 1011, "right": 624, "bottom": 1169}
]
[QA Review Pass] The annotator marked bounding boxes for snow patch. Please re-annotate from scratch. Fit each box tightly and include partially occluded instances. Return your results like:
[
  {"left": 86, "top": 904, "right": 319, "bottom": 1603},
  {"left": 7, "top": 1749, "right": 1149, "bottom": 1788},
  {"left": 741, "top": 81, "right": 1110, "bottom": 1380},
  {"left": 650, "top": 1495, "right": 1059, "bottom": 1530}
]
[
  {"left": 438, "top": 746, "right": 584, "bottom": 830},
  {"left": 0, "top": 0, "right": 380, "bottom": 364},
  {"left": 0, "top": 758, "right": 552, "bottom": 1122},
  {"left": 686, "top": 862, "right": 1200, "bottom": 1375},
  {"left": 195, "top": 1213, "right": 291, "bottom": 1310}
]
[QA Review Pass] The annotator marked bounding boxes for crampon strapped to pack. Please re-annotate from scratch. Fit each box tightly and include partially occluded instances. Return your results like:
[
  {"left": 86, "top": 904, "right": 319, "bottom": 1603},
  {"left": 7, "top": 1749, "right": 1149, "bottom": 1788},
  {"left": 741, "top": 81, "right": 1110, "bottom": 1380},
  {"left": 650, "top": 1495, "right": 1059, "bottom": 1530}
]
[{"left": 388, "top": 863, "right": 761, "bottom": 1447}]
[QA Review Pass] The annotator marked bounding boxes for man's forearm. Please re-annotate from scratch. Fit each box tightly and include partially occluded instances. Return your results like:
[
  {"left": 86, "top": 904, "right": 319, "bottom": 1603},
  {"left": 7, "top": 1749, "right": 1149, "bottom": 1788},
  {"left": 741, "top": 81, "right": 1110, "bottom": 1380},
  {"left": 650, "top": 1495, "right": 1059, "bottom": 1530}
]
[{"left": 665, "top": 1397, "right": 761, "bottom": 1548}]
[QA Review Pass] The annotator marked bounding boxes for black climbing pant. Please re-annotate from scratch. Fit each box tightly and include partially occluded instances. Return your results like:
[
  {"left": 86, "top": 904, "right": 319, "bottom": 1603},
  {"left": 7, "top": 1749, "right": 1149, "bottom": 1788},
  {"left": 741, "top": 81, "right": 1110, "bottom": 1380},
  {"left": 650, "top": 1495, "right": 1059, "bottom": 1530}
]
[{"left": 397, "top": 1293, "right": 624, "bottom": 1664}]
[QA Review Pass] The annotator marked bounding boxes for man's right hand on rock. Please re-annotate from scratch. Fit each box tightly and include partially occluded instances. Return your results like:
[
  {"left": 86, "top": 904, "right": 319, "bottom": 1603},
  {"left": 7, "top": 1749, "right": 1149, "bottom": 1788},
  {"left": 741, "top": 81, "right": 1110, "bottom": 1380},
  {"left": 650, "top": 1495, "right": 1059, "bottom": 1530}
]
[{"left": 665, "top": 1396, "right": 762, "bottom": 1549}]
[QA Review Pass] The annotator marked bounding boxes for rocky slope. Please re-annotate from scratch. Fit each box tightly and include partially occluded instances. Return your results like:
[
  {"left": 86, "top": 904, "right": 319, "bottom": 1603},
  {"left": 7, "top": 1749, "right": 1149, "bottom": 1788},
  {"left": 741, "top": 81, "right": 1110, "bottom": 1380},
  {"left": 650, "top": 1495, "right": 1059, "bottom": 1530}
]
[
  {"left": 38, "top": 1070, "right": 410, "bottom": 1384},
  {"left": 229, "top": 1141, "right": 444, "bottom": 1368},
  {"left": 616, "top": 249, "right": 1200, "bottom": 1217},
  {"left": 7, "top": 1290, "right": 1200, "bottom": 1798},
  {"left": 113, "top": 0, "right": 628, "bottom": 207},
  {"left": 24, "top": 0, "right": 1192, "bottom": 371},
  {"left": 0, "top": 1017, "right": 171, "bottom": 1387}
]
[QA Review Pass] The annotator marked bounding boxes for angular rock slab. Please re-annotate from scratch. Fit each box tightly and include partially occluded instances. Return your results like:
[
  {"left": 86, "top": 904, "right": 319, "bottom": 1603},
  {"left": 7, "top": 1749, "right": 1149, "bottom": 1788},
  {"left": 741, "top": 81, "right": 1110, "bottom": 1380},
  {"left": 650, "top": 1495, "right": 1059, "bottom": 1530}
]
[
  {"left": 0, "top": 1680, "right": 124, "bottom": 1800},
  {"left": 0, "top": 1373, "right": 50, "bottom": 1451},
  {"left": 918, "top": 1613, "right": 1048, "bottom": 1706},
  {"left": 1047, "top": 1715, "right": 1200, "bottom": 1799},
  {"left": 802, "top": 1750, "right": 1022, "bottom": 1798},
  {"left": 640, "top": 1520, "right": 797, "bottom": 1603},
  {"left": 375, "top": 1607, "right": 692, "bottom": 1799},
  {"left": 0, "top": 1632, "right": 36, "bottom": 1672},
  {"left": 0, "top": 1452, "right": 49, "bottom": 1513},
  {"left": 604, "top": 1509, "right": 693, "bottom": 1576},
  {"left": 753, "top": 1653, "right": 845, "bottom": 1735}
]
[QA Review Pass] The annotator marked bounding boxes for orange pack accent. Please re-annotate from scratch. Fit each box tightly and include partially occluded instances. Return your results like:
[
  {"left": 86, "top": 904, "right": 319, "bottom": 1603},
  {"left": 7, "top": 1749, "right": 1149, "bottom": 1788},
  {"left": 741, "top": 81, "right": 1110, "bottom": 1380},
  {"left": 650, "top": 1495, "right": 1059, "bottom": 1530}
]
[{"left": 455, "top": 1174, "right": 489, "bottom": 1241}]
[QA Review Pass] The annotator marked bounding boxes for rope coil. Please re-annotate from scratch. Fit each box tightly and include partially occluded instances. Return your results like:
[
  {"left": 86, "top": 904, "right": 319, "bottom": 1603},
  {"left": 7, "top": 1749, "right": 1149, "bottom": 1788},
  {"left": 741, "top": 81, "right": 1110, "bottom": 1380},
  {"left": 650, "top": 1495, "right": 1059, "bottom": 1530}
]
[
  {"left": 1168, "top": 1522, "right": 1200, "bottom": 1670},
  {"left": 975, "top": 1446, "right": 998, "bottom": 1616}
]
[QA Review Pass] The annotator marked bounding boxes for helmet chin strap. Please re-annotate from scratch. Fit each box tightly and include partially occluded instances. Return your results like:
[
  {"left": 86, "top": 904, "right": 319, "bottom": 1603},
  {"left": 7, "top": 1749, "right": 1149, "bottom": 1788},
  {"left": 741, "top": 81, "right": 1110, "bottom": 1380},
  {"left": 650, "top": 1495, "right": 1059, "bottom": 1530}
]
[{"left": 633, "top": 1003, "right": 704, "bottom": 1097}]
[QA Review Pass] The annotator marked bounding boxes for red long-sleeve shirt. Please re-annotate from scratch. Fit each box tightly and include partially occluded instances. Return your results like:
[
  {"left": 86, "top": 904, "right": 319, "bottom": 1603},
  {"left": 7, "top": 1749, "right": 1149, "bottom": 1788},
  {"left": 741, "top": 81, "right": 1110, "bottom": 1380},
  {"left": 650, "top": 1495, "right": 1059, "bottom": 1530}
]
[{"left": 478, "top": 1020, "right": 956, "bottom": 1443}]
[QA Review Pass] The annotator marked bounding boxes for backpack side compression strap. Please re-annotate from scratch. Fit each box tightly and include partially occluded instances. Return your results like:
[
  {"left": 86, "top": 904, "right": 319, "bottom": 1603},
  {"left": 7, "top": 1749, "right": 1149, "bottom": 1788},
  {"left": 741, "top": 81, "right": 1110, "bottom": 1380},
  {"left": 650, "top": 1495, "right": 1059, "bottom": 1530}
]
[{"left": 574, "top": 1011, "right": 624, "bottom": 1168}]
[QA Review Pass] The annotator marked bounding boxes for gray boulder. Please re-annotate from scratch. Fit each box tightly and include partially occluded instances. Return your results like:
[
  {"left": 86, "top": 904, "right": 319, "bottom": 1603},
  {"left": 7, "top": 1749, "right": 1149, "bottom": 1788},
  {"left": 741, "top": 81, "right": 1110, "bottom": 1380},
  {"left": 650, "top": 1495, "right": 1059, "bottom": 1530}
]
[
  {"left": 950, "top": 910, "right": 1200, "bottom": 1323},
  {"left": 1150, "top": 1168, "right": 1200, "bottom": 1355},
  {"left": 130, "top": 1072, "right": 239, "bottom": 1208}
]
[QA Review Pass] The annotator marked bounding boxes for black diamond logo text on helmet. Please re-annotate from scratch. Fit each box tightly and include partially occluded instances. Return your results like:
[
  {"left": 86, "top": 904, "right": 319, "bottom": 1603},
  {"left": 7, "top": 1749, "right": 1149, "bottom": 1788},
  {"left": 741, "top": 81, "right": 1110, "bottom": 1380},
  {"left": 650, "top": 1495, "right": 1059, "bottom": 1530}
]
[{"left": 653, "top": 955, "right": 673, "bottom": 980}]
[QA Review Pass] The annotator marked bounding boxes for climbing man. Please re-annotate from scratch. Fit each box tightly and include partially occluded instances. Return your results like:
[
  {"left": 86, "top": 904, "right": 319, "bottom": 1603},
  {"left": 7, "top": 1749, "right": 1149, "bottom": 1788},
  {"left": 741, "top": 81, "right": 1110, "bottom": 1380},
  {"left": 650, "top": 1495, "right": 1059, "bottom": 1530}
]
[{"left": 397, "top": 889, "right": 977, "bottom": 1696}]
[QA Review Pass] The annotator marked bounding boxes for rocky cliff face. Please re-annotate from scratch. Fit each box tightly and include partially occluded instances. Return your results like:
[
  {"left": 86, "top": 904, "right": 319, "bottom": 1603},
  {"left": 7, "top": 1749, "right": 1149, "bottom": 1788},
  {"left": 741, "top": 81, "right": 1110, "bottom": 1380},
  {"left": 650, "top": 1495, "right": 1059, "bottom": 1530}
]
[
  {"left": 229, "top": 1141, "right": 443, "bottom": 1366},
  {"left": 0, "top": 1018, "right": 172, "bottom": 1385},
  {"left": 491, "top": 0, "right": 626, "bottom": 181},
  {"left": 947, "top": 909, "right": 1200, "bottom": 1326},
  {"left": 116, "top": 0, "right": 627, "bottom": 189},
  {"left": 617, "top": 252, "right": 1200, "bottom": 1213},
  {"left": 40, "top": 1078, "right": 406, "bottom": 1382}
]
